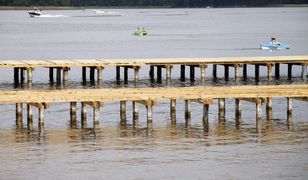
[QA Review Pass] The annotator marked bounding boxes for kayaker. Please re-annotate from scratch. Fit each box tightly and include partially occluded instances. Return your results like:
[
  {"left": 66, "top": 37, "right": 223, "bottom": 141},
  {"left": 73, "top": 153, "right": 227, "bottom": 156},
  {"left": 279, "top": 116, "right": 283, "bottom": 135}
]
[{"left": 271, "top": 37, "right": 277, "bottom": 44}]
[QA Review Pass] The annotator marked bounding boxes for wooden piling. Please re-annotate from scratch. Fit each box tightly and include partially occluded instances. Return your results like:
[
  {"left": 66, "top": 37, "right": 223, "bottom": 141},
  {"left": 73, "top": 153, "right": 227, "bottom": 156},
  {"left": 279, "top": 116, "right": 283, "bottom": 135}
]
[
  {"left": 16, "top": 103, "right": 23, "bottom": 122},
  {"left": 97, "top": 67, "right": 103, "bottom": 81},
  {"left": 288, "top": 64, "right": 293, "bottom": 79},
  {"left": 234, "top": 64, "right": 240, "bottom": 82},
  {"left": 27, "top": 104, "right": 33, "bottom": 125},
  {"left": 157, "top": 66, "right": 162, "bottom": 82},
  {"left": 180, "top": 65, "right": 185, "bottom": 81},
  {"left": 70, "top": 102, "right": 77, "bottom": 126},
  {"left": 132, "top": 101, "right": 139, "bottom": 125},
  {"left": 267, "top": 64, "right": 273, "bottom": 81},
  {"left": 146, "top": 101, "right": 153, "bottom": 128},
  {"left": 134, "top": 66, "right": 140, "bottom": 83},
  {"left": 124, "top": 67, "right": 128, "bottom": 82},
  {"left": 27, "top": 68, "right": 33, "bottom": 83},
  {"left": 93, "top": 102, "right": 100, "bottom": 126},
  {"left": 38, "top": 105, "right": 45, "bottom": 125},
  {"left": 149, "top": 66, "right": 154, "bottom": 80},
  {"left": 185, "top": 100, "right": 191, "bottom": 124},
  {"left": 20, "top": 68, "right": 25, "bottom": 84},
  {"left": 166, "top": 65, "right": 171, "bottom": 83},
  {"left": 243, "top": 64, "right": 247, "bottom": 79},
  {"left": 224, "top": 65, "right": 229, "bottom": 80},
  {"left": 200, "top": 65, "right": 206, "bottom": 83},
  {"left": 213, "top": 64, "right": 217, "bottom": 78},
  {"left": 287, "top": 97, "right": 292, "bottom": 122},
  {"left": 116, "top": 66, "right": 120, "bottom": 81},
  {"left": 170, "top": 99, "right": 176, "bottom": 122},
  {"left": 90, "top": 67, "right": 95, "bottom": 83},
  {"left": 266, "top": 97, "right": 273, "bottom": 120},
  {"left": 256, "top": 98, "right": 262, "bottom": 121},
  {"left": 255, "top": 64, "right": 260, "bottom": 81},
  {"left": 203, "top": 104, "right": 209, "bottom": 131},
  {"left": 82, "top": 67, "right": 86, "bottom": 83},
  {"left": 120, "top": 101, "right": 126, "bottom": 125},
  {"left": 63, "top": 67, "right": 69, "bottom": 82},
  {"left": 56, "top": 68, "right": 61, "bottom": 84},
  {"left": 81, "top": 102, "right": 87, "bottom": 127},
  {"left": 218, "top": 98, "right": 225, "bottom": 122},
  {"left": 235, "top": 98, "right": 241, "bottom": 121},
  {"left": 301, "top": 64, "right": 307, "bottom": 81},
  {"left": 275, "top": 63, "right": 280, "bottom": 79},
  {"left": 14, "top": 68, "right": 19, "bottom": 84},
  {"left": 190, "top": 66, "right": 195, "bottom": 82}
]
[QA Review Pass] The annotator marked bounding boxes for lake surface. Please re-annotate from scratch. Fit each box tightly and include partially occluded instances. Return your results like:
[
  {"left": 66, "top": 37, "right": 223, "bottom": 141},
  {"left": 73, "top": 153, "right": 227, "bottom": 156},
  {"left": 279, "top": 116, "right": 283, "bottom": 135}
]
[{"left": 0, "top": 8, "right": 308, "bottom": 179}]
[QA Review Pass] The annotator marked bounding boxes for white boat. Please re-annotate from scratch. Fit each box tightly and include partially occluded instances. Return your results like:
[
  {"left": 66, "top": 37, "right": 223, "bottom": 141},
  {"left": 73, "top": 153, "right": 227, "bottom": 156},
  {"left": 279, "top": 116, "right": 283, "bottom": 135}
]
[{"left": 28, "top": 7, "right": 42, "bottom": 17}]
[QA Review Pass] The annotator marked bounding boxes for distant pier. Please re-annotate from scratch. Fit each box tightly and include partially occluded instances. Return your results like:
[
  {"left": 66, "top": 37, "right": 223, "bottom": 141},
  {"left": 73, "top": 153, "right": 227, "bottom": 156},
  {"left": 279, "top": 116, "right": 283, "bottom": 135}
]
[{"left": 1, "top": 56, "right": 307, "bottom": 85}]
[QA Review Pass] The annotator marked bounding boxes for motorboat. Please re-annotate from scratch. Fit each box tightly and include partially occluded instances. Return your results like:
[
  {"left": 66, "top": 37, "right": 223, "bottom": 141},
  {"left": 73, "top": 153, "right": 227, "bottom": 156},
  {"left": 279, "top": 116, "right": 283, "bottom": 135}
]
[
  {"left": 28, "top": 7, "right": 42, "bottom": 17},
  {"left": 260, "top": 41, "right": 290, "bottom": 50}
]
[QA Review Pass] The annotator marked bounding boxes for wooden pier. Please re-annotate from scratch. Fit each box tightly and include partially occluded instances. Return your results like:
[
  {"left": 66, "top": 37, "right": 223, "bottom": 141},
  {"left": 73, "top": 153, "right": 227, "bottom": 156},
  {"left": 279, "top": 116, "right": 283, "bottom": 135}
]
[
  {"left": 1, "top": 55, "right": 307, "bottom": 85},
  {"left": 1, "top": 85, "right": 307, "bottom": 130}
]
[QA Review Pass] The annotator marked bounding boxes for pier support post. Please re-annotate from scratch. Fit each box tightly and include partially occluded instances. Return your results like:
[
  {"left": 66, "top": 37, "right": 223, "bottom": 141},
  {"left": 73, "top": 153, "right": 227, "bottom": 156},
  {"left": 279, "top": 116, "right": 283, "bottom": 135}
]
[
  {"left": 27, "top": 104, "right": 33, "bottom": 126},
  {"left": 70, "top": 102, "right": 77, "bottom": 127},
  {"left": 120, "top": 101, "right": 126, "bottom": 126},
  {"left": 146, "top": 101, "right": 153, "bottom": 128},
  {"left": 190, "top": 66, "right": 195, "bottom": 82},
  {"left": 81, "top": 102, "right": 87, "bottom": 127},
  {"left": 116, "top": 66, "right": 120, "bottom": 81},
  {"left": 20, "top": 68, "right": 25, "bottom": 84},
  {"left": 255, "top": 64, "right": 260, "bottom": 81},
  {"left": 256, "top": 99, "right": 262, "bottom": 121},
  {"left": 90, "top": 67, "right": 95, "bottom": 83},
  {"left": 16, "top": 103, "right": 23, "bottom": 123},
  {"left": 287, "top": 98, "right": 292, "bottom": 123},
  {"left": 200, "top": 65, "right": 206, "bottom": 84},
  {"left": 38, "top": 105, "right": 45, "bottom": 125},
  {"left": 213, "top": 64, "right": 217, "bottom": 78},
  {"left": 63, "top": 67, "right": 69, "bottom": 85},
  {"left": 97, "top": 67, "right": 103, "bottom": 81},
  {"left": 157, "top": 66, "right": 162, "bottom": 82},
  {"left": 266, "top": 98, "right": 273, "bottom": 120},
  {"left": 180, "top": 65, "right": 185, "bottom": 81},
  {"left": 243, "top": 64, "right": 247, "bottom": 79},
  {"left": 185, "top": 100, "right": 191, "bottom": 124},
  {"left": 82, "top": 67, "right": 87, "bottom": 84},
  {"left": 93, "top": 103, "right": 100, "bottom": 126},
  {"left": 235, "top": 99, "right": 241, "bottom": 125},
  {"left": 203, "top": 104, "right": 209, "bottom": 131},
  {"left": 275, "top": 63, "right": 280, "bottom": 79},
  {"left": 218, "top": 98, "right": 225, "bottom": 122},
  {"left": 288, "top": 64, "right": 293, "bottom": 79},
  {"left": 56, "top": 68, "right": 62, "bottom": 84},
  {"left": 170, "top": 99, "right": 176, "bottom": 123},
  {"left": 166, "top": 65, "right": 172, "bottom": 83},
  {"left": 134, "top": 66, "right": 140, "bottom": 83},
  {"left": 14, "top": 68, "right": 19, "bottom": 85},
  {"left": 224, "top": 65, "right": 229, "bottom": 81},
  {"left": 124, "top": 67, "right": 128, "bottom": 82},
  {"left": 132, "top": 101, "right": 139, "bottom": 126},
  {"left": 301, "top": 64, "right": 307, "bottom": 81},
  {"left": 267, "top": 64, "right": 273, "bottom": 81},
  {"left": 234, "top": 64, "right": 240, "bottom": 82},
  {"left": 149, "top": 66, "right": 154, "bottom": 80},
  {"left": 27, "top": 68, "right": 33, "bottom": 83}
]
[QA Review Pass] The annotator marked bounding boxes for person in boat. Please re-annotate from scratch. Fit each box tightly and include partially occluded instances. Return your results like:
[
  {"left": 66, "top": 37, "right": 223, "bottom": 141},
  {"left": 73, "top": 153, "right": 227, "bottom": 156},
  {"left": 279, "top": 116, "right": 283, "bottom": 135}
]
[
  {"left": 141, "top": 28, "right": 147, "bottom": 35},
  {"left": 270, "top": 37, "right": 281, "bottom": 45}
]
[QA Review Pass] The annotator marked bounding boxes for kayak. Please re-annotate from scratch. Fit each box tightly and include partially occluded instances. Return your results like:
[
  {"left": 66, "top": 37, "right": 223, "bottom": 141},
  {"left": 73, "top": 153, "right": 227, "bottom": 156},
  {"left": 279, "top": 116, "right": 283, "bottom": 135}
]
[
  {"left": 132, "top": 30, "right": 148, "bottom": 36},
  {"left": 260, "top": 43, "right": 290, "bottom": 50}
]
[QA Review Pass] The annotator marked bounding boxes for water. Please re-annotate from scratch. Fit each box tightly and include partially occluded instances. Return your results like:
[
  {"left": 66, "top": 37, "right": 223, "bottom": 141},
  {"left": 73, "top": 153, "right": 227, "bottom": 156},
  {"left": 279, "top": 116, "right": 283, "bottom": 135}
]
[{"left": 0, "top": 8, "right": 308, "bottom": 179}]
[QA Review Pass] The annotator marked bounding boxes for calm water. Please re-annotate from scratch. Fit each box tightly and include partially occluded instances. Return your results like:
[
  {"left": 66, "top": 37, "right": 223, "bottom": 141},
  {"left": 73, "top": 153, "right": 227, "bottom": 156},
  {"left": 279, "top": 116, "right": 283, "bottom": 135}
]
[{"left": 0, "top": 8, "right": 308, "bottom": 179}]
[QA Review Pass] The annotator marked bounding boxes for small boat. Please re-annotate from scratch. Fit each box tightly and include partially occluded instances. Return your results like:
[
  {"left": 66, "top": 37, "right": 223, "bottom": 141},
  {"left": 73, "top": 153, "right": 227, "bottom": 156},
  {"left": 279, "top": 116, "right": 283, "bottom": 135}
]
[
  {"left": 28, "top": 7, "right": 42, "bottom": 17},
  {"left": 260, "top": 42, "right": 290, "bottom": 50},
  {"left": 132, "top": 29, "right": 148, "bottom": 36}
]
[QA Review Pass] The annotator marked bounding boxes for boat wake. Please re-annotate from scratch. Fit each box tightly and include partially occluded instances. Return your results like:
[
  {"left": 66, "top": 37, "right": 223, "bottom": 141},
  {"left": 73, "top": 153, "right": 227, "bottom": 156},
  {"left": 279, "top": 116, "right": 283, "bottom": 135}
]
[{"left": 36, "top": 14, "right": 69, "bottom": 18}]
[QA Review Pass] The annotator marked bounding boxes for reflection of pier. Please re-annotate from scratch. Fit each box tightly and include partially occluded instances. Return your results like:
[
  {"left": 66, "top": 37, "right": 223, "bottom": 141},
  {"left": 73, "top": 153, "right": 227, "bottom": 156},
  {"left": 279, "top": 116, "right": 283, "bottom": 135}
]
[
  {"left": 1, "top": 85, "right": 307, "bottom": 130},
  {"left": 1, "top": 56, "right": 307, "bottom": 86}
]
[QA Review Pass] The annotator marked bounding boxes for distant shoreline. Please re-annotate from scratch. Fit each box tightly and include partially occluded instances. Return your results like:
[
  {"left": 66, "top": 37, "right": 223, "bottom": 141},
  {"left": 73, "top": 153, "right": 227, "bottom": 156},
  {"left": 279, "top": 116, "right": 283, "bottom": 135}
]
[{"left": 0, "top": 4, "right": 308, "bottom": 10}]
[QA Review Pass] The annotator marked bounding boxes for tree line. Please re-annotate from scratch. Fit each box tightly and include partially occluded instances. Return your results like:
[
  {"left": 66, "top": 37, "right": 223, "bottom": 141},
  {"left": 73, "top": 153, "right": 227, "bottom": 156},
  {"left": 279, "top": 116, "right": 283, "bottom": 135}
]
[{"left": 1, "top": 0, "right": 308, "bottom": 7}]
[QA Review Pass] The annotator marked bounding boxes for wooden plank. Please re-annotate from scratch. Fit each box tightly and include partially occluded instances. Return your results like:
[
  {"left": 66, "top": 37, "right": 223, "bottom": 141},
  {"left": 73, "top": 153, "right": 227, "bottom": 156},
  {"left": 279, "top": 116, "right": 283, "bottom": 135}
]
[{"left": 0, "top": 85, "right": 307, "bottom": 104}]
